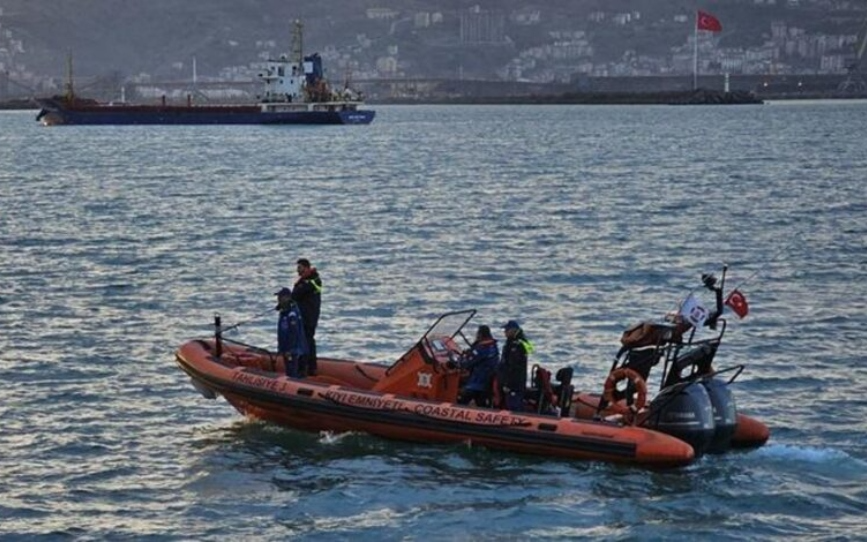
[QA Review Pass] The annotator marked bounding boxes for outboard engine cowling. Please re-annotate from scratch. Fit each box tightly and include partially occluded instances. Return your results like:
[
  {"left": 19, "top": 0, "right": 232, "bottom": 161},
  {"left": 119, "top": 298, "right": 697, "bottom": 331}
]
[
  {"left": 702, "top": 377, "right": 738, "bottom": 453},
  {"left": 642, "top": 381, "right": 715, "bottom": 457}
]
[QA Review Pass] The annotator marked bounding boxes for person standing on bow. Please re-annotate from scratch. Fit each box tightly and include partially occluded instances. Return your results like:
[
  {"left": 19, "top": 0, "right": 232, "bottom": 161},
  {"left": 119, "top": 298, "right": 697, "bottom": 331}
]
[
  {"left": 454, "top": 325, "right": 500, "bottom": 407},
  {"left": 291, "top": 258, "right": 322, "bottom": 377},
  {"left": 276, "top": 287, "right": 309, "bottom": 378},
  {"left": 497, "top": 320, "right": 534, "bottom": 412}
]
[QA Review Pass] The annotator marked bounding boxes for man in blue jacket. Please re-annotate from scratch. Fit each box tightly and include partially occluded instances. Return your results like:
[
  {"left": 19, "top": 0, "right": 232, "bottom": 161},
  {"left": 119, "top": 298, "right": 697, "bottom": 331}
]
[
  {"left": 276, "top": 287, "right": 309, "bottom": 378},
  {"left": 455, "top": 325, "right": 499, "bottom": 407}
]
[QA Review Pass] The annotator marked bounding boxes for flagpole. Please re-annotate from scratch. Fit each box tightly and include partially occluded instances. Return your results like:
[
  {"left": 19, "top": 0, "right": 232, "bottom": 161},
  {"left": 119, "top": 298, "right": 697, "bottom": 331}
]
[{"left": 693, "top": 11, "right": 698, "bottom": 90}]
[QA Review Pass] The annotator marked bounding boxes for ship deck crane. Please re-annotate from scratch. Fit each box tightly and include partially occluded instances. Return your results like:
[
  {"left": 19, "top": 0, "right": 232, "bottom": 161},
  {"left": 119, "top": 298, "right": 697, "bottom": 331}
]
[{"left": 839, "top": 17, "right": 867, "bottom": 92}]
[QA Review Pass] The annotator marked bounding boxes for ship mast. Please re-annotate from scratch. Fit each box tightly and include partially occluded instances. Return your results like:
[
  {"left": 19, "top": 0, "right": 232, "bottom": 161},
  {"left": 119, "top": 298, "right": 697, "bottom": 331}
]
[
  {"left": 65, "top": 50, "right": 75, "bottom": 101},
  {"left": 291, "top": 20, "right": 304, "bottom": 67}
]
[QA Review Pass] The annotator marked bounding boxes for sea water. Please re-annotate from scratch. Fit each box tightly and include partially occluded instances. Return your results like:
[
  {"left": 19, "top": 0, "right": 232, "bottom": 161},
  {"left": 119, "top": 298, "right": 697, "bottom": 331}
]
[{"left": 0, "top": 103, "right": 865, "bottom": 540}]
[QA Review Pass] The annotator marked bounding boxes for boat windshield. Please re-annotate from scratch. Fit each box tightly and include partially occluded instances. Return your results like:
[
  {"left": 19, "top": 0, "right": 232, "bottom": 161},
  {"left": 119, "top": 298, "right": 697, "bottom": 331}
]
[{"left": 420, "top": 309, "right": 476, "bottom": 345}]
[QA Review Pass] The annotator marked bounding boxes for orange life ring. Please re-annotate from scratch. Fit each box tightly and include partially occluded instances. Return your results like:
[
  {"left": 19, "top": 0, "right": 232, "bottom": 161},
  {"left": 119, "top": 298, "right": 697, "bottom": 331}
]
[{"left": 602, "top": 368, "right": 648, "bottom": 412}]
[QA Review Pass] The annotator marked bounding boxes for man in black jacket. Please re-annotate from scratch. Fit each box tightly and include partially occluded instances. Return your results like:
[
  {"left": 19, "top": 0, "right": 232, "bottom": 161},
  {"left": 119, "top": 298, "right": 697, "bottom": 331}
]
[
  {"left": 291, "top": 258, "right": 322, "bottom": 376},
  {"left": 497, "top": 320, "right": 534, "bottom": 412}
]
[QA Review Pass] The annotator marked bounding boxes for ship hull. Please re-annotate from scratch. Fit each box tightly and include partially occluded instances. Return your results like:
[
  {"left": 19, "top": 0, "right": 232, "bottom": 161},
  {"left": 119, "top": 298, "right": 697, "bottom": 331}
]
[{"left": 36, "top": 102, "right": 375, "bottom": 126}]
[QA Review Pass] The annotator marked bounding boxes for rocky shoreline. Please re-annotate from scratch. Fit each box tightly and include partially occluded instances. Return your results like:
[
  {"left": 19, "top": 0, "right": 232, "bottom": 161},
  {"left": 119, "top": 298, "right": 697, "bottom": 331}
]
[
  {"left": 378, "top": 89, "right": 764, "bottom": 105},
  {"left": 0, "top": 98, "right": 39, "bottom": 110}
]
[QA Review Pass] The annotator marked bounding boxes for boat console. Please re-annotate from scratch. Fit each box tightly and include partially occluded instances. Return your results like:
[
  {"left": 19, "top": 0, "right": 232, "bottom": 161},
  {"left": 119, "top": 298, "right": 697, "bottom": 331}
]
[{"left": 372, "top": 310, "right": 476, "bottom": 402}]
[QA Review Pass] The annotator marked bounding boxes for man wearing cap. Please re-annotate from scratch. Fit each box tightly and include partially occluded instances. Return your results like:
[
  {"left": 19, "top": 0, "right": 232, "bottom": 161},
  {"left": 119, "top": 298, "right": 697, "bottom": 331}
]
[
  {"left": 497, "top": 320, "right": 534, "bottom": 412},
  {"left": 291, "top": 258, "right": 322, "bottom": 376},
  {"left": 276, "top": 287, "right": 309, "bottom": 378}
]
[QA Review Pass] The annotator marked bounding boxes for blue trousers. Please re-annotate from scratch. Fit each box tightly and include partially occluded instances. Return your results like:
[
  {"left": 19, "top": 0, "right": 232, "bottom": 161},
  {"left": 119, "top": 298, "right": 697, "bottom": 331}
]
[
  {"left": 505, "top": 390, "right": 524, "bottom": 412},
  {"left": 283, "top": 353, "right": 299, "bottom": 378}
]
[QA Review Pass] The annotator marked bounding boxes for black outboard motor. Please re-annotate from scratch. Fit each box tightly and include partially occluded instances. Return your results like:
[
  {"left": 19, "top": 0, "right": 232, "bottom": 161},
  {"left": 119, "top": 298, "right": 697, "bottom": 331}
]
[
  {"left": 702, "top": 377, "right": 738, "bottom": 453},
  {"left": 642, "top": 381, "right": 715, "bottom": 457}
]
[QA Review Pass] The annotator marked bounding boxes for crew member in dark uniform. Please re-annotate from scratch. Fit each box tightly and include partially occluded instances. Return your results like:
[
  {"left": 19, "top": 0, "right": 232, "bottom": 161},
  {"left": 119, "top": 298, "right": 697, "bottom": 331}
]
[
  {"left": 276, "top": 287, "right": 309, "bottom": 378},
  {"left": 497, "top": 320, "right": 534, "bottom": 412},
  {"left": 291, "top": 258, "right": 322, "bottom": 376}
]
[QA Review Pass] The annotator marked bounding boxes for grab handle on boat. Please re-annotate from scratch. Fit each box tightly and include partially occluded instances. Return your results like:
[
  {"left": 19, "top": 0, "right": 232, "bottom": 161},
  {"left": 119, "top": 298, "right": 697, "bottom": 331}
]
[{"left": 214, "top": 314, "right": 223, "bottom": 359}]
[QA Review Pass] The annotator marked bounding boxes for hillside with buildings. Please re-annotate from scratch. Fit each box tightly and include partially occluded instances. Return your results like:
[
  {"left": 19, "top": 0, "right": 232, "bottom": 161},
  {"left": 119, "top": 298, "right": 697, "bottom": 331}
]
[{"left": 0, "top": 0, "right": 865, "bottom": 100}]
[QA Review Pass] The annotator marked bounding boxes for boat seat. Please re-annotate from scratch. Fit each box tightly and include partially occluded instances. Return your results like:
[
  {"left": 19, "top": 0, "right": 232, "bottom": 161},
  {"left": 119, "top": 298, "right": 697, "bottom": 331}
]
[
  {"left": 529, "top": 365, "right": 560, "bottom": 416},
  {"left": 553, "top": 367, "right": 574, "bottom": 415},
  {"left": 491, "top": 376, "right": 503, "bottom": 409},
  {"left": 624, "top": 347, "right": 661, "bottom": 381},
  {"left": 662, "top": 341, "right": 719, "bottom": 388}
]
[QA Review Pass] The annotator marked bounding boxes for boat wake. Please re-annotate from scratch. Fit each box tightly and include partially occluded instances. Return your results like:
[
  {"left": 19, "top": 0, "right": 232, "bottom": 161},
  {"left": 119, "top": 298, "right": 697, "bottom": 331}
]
[
  {"left": 754, "top": 444, "right": 867, "bottom": 474},
  {"left": 318, "top": 431, "right": 358, "bottom": 446}
]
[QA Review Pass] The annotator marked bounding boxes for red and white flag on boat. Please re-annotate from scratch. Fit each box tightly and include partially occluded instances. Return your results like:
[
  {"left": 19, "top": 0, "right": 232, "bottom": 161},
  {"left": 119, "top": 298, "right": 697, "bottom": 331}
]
[
  {"left": 679, "top": 293, "right": 709, "bottom": 328},
  {"left": 697, "top": 10, "right": 723, "bottom": 32},
  {"left": 725, "top": 289, "right": 749, "bottom": 319}
]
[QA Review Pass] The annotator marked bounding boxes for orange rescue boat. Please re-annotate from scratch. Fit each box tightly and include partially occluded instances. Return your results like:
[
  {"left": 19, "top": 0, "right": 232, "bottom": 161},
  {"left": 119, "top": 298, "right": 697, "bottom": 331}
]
[{"left": 176, "top": 309, "right": 695, "bottom": 468}]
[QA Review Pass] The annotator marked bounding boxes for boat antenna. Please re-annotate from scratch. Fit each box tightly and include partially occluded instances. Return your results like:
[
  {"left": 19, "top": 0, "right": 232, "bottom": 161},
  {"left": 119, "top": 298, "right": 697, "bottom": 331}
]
[
  {"left": 65, "top": 50, "right": 75, "bottom": 101},
  {"left": 666, "top": 230, "right": 801, "bottom": 318},
  {"left": 219, "top": 305, "right": 279, "bottom": 334},
  {"left": 725, "top": 233, "right": 801, "bottom": 294}
]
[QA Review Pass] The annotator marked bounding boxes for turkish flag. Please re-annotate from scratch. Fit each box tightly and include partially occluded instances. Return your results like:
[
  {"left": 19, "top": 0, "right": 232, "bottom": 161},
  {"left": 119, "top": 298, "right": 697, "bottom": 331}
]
[
  {"left": 725, "top": 290, "right": 749, "bottom": 319},
  {"left": 697, "top": 10, "right": 722, "bottom": 32}
]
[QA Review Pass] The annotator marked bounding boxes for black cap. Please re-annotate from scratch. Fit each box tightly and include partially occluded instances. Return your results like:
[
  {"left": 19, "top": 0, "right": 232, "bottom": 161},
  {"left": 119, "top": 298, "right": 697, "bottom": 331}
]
[{"left": 502, "top": 320, "right": 520, "bottom": 330}]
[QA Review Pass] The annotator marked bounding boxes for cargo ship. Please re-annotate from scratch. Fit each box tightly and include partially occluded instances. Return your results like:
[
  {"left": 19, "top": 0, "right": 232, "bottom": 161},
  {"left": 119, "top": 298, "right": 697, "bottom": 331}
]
[{"left": 35, "top": 22, "right": 375, "bottom": 126}]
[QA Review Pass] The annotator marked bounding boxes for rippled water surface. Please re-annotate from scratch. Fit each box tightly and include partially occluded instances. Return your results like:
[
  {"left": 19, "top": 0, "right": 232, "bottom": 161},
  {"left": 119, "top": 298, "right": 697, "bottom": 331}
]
[{"left": 1, "top": 103, "right": 866, "bottom": 540}]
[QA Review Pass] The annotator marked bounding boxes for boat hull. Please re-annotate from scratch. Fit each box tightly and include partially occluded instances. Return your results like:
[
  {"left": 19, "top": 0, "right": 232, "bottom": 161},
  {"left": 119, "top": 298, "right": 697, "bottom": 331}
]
[{"left": 176, "top": 340, "right": 695, "bottom": 468}]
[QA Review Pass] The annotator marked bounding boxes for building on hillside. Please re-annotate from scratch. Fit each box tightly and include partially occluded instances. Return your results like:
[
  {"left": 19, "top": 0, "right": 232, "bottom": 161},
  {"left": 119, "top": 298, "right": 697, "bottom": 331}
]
[{"left": 460, "top": 7, "right": 506, "bottom": 44}]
